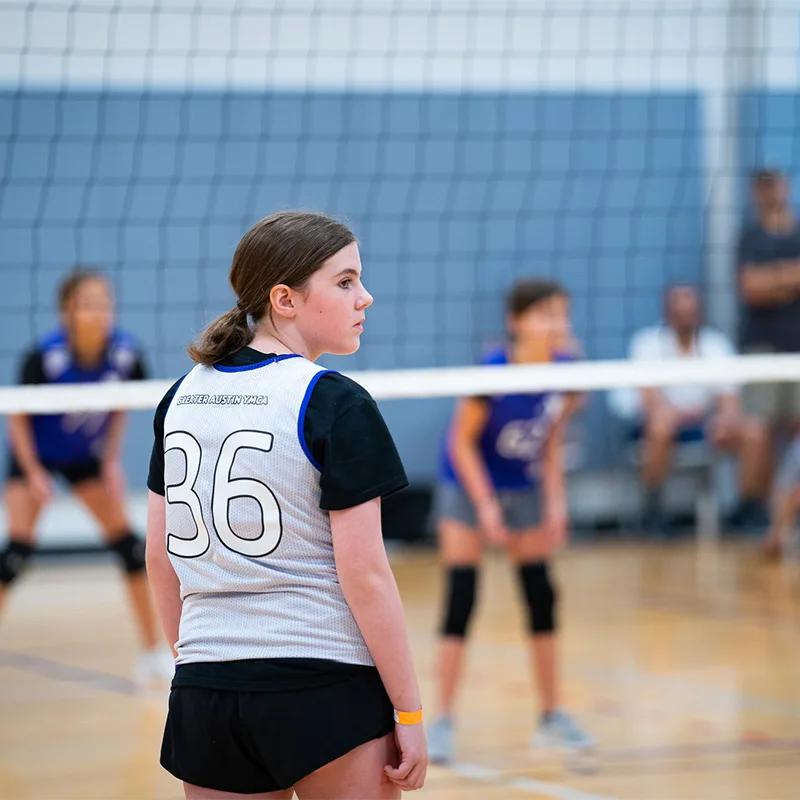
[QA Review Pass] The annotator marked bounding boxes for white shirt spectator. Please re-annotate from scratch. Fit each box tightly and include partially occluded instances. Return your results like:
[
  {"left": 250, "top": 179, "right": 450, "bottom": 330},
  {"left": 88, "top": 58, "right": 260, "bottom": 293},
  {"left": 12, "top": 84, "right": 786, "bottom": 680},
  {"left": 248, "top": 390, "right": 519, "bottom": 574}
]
[{"left": 609, "top": 325, "right": 738, "bottom": 421}]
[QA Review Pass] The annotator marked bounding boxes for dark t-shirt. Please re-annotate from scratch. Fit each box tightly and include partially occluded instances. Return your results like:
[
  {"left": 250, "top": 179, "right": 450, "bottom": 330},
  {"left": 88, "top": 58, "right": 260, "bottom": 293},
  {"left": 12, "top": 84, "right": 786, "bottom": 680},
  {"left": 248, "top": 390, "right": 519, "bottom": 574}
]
[
  {"left": 147, "top": 347, "right": 408, "bottom": 691},
  {"left": 737, "top": 221, "right": 800, "bottom": 352}
]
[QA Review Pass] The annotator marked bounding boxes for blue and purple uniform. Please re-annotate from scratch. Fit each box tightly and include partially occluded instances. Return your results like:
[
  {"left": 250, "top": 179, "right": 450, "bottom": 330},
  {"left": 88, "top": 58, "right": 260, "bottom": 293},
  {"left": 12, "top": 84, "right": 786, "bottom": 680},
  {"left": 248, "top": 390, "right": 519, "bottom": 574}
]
[
  {"left": 439, "top": 348, "right": 570, "bottom": 490},
  {"left": 11, "top": 328, "right": 146, "bottom": 467}
]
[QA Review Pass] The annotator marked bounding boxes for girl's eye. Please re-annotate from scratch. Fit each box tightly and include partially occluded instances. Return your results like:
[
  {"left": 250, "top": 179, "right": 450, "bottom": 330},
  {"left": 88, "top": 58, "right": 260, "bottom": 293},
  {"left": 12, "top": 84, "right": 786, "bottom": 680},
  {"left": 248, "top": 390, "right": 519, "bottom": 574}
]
[{"left": 339, "top": 279, "right": 352, "bottom": 288}]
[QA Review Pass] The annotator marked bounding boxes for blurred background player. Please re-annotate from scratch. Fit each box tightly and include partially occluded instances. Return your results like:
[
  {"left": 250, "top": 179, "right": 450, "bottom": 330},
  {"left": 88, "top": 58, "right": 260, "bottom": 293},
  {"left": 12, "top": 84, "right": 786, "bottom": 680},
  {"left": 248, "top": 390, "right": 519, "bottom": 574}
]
[
  {"left": 426, "top": 278, "right": 592, "bottom": 764},
  {"left": 0, "top": 267, "right": 173, "bottom": 683},
  {"left": 611, "top": 284, "right": 770, "bottom": 534}
]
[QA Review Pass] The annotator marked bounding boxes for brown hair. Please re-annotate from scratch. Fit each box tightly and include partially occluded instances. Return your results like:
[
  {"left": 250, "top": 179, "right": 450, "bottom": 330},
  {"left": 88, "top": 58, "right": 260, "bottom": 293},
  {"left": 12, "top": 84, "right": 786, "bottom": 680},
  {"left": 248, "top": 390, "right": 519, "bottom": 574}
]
[
  {"left": 188, "top": 211, "right": 357, "bottom": 365},
  {"left": 58, "top": 266, "right": 109, "bottom": 311},
  {"left": 752, "top": 167, "right": 783, "bottom": 186},
  {"left": 506, "top": 278, "right": 567, "bottom": 317}
]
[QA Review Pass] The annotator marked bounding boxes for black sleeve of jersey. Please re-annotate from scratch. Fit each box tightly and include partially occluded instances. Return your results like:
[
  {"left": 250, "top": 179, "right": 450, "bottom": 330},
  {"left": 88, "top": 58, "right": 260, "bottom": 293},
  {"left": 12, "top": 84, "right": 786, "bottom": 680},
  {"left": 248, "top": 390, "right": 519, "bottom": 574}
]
[
  {"left": 147, "top": 377, "right": 186, "bottom": 495},
  {"left": 17, "top": 349, "right": 46, "bottom": 386},
  {"left": 304, "top": 373, "right": 409, "bottom": 511},
  {"left": 129, "top": 351, "right": 148, "bottom": 380}
]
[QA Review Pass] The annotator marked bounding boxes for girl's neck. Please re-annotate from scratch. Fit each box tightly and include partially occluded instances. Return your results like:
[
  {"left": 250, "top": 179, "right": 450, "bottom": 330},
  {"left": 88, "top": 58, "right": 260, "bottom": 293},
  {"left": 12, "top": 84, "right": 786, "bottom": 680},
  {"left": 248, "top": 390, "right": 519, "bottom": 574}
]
[
  {"left": 511, "top": 339, "right": 552, "bottom": 364},
  {"left": 69, "top": 336, "right": 107, "bottom": 369},
  {"left": 250, "top": 325, "right": 315, "bottom": 362}
]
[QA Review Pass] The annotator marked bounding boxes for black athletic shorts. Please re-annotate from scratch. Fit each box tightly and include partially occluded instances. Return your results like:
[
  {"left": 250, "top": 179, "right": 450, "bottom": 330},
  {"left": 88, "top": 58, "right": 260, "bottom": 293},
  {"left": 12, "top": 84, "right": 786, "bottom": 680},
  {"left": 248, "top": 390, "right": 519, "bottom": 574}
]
[
  {"left": 6, "top": 455, "right": 102, "bottom": 486},
  {"left": 161, "top": 660, "right": 394, "bottom": 793}
]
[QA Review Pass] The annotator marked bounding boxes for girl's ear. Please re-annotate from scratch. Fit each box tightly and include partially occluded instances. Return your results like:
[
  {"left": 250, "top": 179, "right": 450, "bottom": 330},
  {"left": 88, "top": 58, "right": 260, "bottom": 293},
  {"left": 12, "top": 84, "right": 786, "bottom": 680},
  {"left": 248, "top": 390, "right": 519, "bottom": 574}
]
[
  {"left": 269, "top": 285, "right": 297, "bottom": 320},
  {"left": 506, "top": 312, "right": 518, "bottom": 338}
]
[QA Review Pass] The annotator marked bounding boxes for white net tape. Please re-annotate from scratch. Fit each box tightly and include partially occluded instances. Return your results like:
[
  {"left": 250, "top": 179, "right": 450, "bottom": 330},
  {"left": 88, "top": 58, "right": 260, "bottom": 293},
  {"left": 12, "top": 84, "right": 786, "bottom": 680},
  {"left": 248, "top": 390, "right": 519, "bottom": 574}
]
[{"left": 1, "top": 353, "right": 799, "bottom": 415}]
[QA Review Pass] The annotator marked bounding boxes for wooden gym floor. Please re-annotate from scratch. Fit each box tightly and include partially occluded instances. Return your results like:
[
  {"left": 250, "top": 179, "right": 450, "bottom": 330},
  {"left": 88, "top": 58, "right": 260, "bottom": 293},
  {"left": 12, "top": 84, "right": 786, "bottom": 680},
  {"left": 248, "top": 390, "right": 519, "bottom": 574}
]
[{"left": 0, "top": 541, "right": 799, "bottom": 800}]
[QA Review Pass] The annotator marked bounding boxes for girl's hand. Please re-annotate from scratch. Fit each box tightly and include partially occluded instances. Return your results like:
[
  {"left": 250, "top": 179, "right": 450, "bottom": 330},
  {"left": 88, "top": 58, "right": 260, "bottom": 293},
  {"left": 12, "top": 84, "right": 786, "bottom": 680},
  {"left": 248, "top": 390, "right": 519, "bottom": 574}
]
[
  {"left": 476, "top": 497, "right": 510, "bottom": 546},
  {"left": 384, "top": 721, "right": 428, "bottom": 791},
  {"left": 26, "top": 466, "right": 53, "bottom": 505}
]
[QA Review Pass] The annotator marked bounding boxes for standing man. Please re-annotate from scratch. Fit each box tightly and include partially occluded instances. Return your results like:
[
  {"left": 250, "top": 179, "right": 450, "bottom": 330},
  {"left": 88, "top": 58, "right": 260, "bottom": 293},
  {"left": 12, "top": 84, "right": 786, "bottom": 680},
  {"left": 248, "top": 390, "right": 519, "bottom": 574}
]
[
  {"left": 738, "top": 169, "right": 800, "bottom": 428},
  {"left": 738, "top": 169, "right": 800, "bottom": 550}
]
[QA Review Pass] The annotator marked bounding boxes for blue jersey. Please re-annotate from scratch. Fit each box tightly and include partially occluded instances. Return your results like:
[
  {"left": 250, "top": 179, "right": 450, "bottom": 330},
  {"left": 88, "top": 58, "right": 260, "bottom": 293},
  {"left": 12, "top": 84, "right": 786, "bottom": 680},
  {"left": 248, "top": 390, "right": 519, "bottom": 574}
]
[
  {"left": 439, "top": 348, "right": 569, "bottom": 490},
  {"left": 18, "top": 329, "right": 145, "bottom": 465}
]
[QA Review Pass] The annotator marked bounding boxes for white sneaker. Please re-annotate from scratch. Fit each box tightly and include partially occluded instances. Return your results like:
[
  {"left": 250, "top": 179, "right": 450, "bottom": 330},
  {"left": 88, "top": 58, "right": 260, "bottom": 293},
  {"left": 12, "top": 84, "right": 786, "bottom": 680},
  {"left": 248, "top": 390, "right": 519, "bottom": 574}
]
[
  {"left": 134, "top": 647, "right": 175, "bottom": 685},
  {"left": 427, "top": 717, "right": 454, "bottom": 764}
]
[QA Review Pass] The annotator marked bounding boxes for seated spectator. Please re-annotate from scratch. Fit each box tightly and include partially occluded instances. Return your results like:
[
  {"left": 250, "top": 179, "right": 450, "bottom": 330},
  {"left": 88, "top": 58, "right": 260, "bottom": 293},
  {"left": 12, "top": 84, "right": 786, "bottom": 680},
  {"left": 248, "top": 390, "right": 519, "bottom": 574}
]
[{"left": 610, "top": 284, "right": 769, "bottom": 533}]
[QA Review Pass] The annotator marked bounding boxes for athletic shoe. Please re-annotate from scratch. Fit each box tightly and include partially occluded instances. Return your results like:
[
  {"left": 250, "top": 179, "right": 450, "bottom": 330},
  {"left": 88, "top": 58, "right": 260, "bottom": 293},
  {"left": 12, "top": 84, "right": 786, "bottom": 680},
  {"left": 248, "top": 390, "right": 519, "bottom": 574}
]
[
  {"left": 531, "top": 709, "right": 594, "bottom": 752},
  {"left": 426, "top": 716, "right": 454, "bottom": 764}
]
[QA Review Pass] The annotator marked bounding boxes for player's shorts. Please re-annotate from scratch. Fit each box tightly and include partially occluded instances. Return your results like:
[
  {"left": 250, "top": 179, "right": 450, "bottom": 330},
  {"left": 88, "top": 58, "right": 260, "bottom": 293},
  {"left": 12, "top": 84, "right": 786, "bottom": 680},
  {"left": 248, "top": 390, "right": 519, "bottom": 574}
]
[
  {"left": 161, "top": 662, "right": 394, "bottom": 793},
  {"left": 434, "top": 481, "right": 542, "bottom": 531},
  {"left": 743, "top": 382, "right": 800, "bottom": 424},
  {"left": 6, "top": 454, "right": 102, "bottom": 486},
  {"left": 742, "top": 346, "right": 800, "bottom": 423}
]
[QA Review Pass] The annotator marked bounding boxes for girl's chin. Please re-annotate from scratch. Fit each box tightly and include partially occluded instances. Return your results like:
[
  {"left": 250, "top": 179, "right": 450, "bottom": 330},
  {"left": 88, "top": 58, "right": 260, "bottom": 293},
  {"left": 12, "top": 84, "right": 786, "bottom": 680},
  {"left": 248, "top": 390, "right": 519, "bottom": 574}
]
[{"left": 325, "top": 337, "right": 361, "bottom": 357}]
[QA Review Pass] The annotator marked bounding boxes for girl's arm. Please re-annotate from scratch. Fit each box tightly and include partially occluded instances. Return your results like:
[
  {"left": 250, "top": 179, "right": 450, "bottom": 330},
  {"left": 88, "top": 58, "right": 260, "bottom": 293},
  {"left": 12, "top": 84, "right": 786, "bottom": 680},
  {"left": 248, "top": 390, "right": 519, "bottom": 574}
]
[
  {"left": 541, "top": 401, "right": 574, "bottom": 545},
  {"left": 145, "top": 490, "right": 181, "bottom": 657},
  {"left": 447, "top": 398, "right": 506, "bottom": 543},
  {"left": 103, "top": 411, "right": 127, "bottom": 462},
  {"left": 331, "top": 497, "right": 420, "bottom": 713},
  {"left": 330, "top": 497, "right": 427, "bottom": 791},
  {"left": 448, "top": 398, "right": 492, "bottom": 506},
  {"left": 7, "top": 414, "right": 52, "bottom": 504},
  {"left": 8, "top": 414, "right": 43, "bottom": 475},
  {"left": 101, "top": 411, "right": 128, "bottom": 499}
]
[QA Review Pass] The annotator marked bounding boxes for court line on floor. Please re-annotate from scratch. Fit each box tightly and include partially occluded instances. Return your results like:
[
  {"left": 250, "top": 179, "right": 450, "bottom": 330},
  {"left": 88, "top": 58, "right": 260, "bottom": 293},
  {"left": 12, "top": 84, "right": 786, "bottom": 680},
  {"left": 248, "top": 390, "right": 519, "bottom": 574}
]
[
  {"left": 448, "top": 761, "right": 620, "bottom": 800},
  {"left": 477, "top": 734, "right": 800, "bottom": 765},
  {"left": 446, "top": 737, "right": 800, "bottom": 796},
  {"left": 0, "top": 648, "right": 144, "bottom": 696},
  {"left": 601, "top": 736, "right": 800, "bottom": 762}
]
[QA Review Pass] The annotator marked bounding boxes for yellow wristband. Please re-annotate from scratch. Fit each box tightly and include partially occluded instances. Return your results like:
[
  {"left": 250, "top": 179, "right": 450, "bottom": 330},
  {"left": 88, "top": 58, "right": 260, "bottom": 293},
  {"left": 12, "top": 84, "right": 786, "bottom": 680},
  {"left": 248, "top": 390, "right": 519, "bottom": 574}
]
[{"left": 393, "top": 708, "right": 423, "bottom": 725}]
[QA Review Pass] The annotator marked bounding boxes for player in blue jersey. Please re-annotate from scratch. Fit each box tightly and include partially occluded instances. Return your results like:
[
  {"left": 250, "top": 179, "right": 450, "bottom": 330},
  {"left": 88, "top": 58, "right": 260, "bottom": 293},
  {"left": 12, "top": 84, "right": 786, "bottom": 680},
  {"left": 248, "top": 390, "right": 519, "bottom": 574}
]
[
  {"left": 1, "top": 268, "right": 173, "bottom": 682},
  {"left": 427, "top": 278, "right": 593, "bottom": 763}
]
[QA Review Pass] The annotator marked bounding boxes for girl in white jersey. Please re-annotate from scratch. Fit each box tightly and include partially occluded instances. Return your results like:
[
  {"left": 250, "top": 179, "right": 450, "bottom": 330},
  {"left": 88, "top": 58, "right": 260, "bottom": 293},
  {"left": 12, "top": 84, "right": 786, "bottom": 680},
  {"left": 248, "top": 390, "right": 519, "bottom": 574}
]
[{"left": 146, "top": 211, "right": 427, "bottom": 798}]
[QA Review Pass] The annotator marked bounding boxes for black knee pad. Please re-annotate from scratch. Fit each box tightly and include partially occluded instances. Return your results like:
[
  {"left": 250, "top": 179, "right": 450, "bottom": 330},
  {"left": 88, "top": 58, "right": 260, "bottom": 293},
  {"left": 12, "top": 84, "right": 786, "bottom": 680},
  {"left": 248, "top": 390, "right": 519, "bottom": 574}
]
[
  {"left": 518, "top": 561, "right": 557, "bottom": 634},
  {"left": 440, "top": 566, "right": 478, "bottom": 637},
  {"left": 0, "top": 540, "right": 34, "bottom": 586},
  {"left": 109, "top": 532, "right": 146, "bottom": 574}
]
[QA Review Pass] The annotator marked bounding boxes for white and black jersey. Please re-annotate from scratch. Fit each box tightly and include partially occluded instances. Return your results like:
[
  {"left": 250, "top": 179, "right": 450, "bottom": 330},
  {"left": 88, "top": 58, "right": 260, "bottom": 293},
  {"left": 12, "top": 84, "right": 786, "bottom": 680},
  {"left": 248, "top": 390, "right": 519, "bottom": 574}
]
[{"left": 148, "top": 347, "right": 408, "bottom": 687}]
